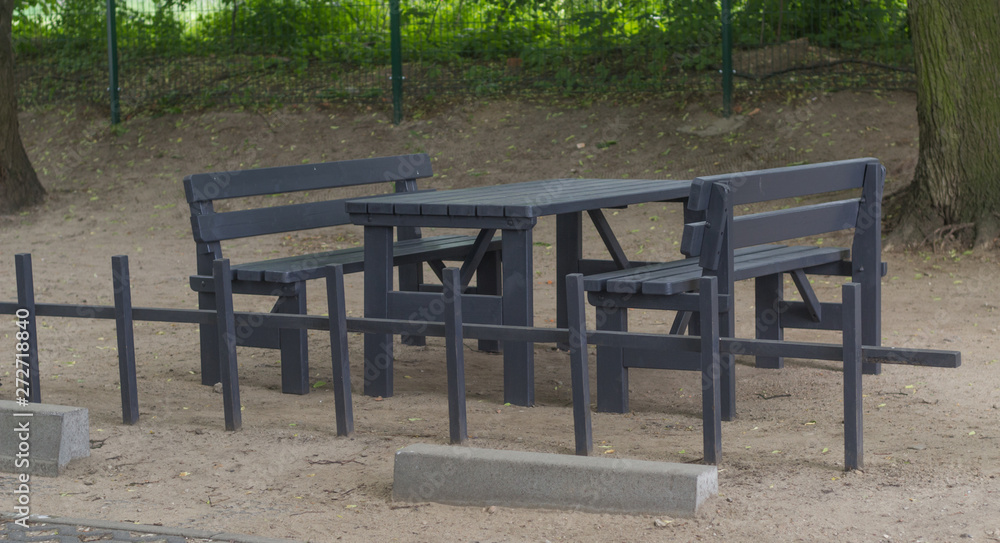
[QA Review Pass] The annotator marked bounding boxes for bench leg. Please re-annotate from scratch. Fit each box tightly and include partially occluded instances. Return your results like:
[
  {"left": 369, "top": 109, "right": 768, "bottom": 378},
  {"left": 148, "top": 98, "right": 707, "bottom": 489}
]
[
  {"left": 501, "top": 229, "right": 534, "bottom": 406},
  {"left": 197, "top": 290, "right": 222, "bottom": 387},
  {"left": 699, "top": 277, "right": 722, "bottom": 465},
  {"left": 476, "top": 250, "right": 502, "bottom": 353},
  {"left": 443, "top": 268, "right": 468, "bottom": 444},
  {"left": 843, "top": 282, "right": 863, "bottom": 471},
  {"left": 275, "top": 282, "right": 309, "bottom": 395},
  {"left": 855, "top": 268, "right": 882, "bottom": 376},
  {"left": 364, "top": 225, "right": 394, "bottom": 398},
  {"left": 689, "top": 305, "right": 734, "bottom": 421},
  {"left": 595, "top": 301, "right": 628, "bottom": 414},
  {"left": 719, "top": 297, "right": 737, "bottom": 422},
  {"left": 755, "top": 273, "right": 784, "bottom": 369},
  {"left": 399, "top": 261, "right": 426, "bottom": 347}
]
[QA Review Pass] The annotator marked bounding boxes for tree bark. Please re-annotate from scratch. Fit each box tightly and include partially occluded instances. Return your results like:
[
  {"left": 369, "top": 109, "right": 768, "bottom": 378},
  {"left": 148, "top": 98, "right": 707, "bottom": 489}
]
[
  {"left": 907, "top": 0, "right": 1000, "bottom": 245},
  {"left": 0, "top": 0, "right": 45, "bottom": 214}
]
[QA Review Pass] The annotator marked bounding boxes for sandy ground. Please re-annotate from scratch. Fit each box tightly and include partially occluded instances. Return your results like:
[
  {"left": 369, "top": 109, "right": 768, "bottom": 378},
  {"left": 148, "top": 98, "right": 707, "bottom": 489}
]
[{"left": 2, "top": 91, "right": 999, "bottom": 542}]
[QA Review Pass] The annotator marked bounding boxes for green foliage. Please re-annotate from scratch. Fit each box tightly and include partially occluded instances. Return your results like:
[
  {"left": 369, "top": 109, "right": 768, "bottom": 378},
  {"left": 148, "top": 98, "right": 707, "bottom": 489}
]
[{"left": 10, "top": 0, "right": 913, "bottom": 108}]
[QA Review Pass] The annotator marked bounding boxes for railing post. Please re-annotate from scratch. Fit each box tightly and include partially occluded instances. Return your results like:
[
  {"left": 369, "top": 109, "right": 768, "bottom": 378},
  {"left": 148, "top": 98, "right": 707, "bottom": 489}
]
[
  {"left": 721, "top": 0, "right": 733, "bottom": 118},
  {"left": 14, "top": 254, "right": 41, "bottom": 404},
  {"left": 389, "top": 0, "right": 403, "bottom": 125},
  {"left": 111, "top": 255, "right": 139, "bottom": 425},
  {"left": 106, "top": 0, "right": 121, "bottom": 124}
]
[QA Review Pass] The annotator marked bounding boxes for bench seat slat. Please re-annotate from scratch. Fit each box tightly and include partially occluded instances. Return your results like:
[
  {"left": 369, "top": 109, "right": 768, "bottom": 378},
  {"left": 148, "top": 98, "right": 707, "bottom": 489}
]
[
  {"left": 582, "top": 245, "right": 783, "bottom": 293},
  {"left": 228, "top": 235, "right": 501, "bottom": 283},
  {"left": 586, "top": 245, "right": 849, "bottom": 296},
  {"left": 640, "top": 246, "right": 849, "bottom": 296}
]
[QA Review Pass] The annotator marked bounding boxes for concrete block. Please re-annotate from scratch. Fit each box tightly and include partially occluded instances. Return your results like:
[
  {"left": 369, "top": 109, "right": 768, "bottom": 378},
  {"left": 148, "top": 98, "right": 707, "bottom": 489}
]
[
  {"left": 393, "top": 443, "right": 717, "bottom": 517},
  {"left": 1, "top": 400, "right": 90, "bottom": 477}
]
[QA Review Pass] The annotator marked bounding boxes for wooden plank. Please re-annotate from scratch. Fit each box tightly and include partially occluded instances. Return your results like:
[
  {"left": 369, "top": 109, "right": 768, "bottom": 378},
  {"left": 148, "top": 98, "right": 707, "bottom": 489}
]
[
  {"left": 861, "top": 345, "right": 960, "bottom": 368},
  {"left": 192, "top": 199, "right": 352, "bottom": 243},
  {"left": 633, "top": 246, "right": 846, "bottom": 297},
  {"left": 387, "top": 291, "right": 502, "bottom": 325},
  {"left": 789, "top": 268, "right": 822, "bottom": 322},
  {"left": 619, "top": 348, "right": 702, "bottom": 371},
  {"left": 461, "top": 324, "right": 568, "bottom": 344},
  {"left": 589, "top": 245, "right": 782, "bottom": 294},
  {"left": 577, "top": 259, "right": 661, "bottom": 276},
  {"left": 587, "top": 209, "right": 631, "bottom": 269},
  {"left": 346, "top": 178, "right": 690, "bottom": 219},
  {"left": 587, "top": 291, "right": 728, "bottom": 312},
  {"left": 245, "top": 235, "right": 501, "bottom": 283},
  {"left": 693, "top": 158, "right": 873, "bottom": 205},
  {"left": 669, "top": 311, "right": 691, "bottom": 335},
  {"left": 776, "top": 301, "right": 843, "bottom": 331},
  {"left": 459, "top": 229, "right": 498, "bottom": 287},
  {"left": 351, "top": 213, "right": 535, "bottom": 230},
  {"left": 111, "top": 256, "right": 139, "bottom": 425},
  {"left": 733, "top": 247, "right": 850, "bottom": 282},
  {"left": 185, "top": 154, "right": 432, "bottom": 202},
  {"left": 731, "top": 199, "right": 861, "bottom": 248},
  {"left": 443, "top": 268, "right": 468, "bottom": 444}
]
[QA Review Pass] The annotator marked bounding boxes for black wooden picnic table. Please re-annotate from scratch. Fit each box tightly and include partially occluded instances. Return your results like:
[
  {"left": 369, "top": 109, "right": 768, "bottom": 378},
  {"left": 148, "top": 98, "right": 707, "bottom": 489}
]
[{"left": 346, "top": 177, "right": 692, "bottom": 406}]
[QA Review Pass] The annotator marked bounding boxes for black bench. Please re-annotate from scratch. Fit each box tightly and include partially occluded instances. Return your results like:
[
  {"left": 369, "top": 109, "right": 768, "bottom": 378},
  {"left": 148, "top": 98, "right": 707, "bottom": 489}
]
[
  {"left": 583, "top": 158, "right": 887, "bottom": 420},
  {"left": 185, "top": 153, "right": 501, "bottom": 394}
]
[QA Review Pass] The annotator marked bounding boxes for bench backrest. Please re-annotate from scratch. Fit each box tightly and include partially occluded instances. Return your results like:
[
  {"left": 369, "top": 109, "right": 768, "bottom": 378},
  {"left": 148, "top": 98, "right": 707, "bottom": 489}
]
[
  {"left": 185, "top": 154, "right": 433, "bottom": 244},
  {"left": 681, "top": 158, "right": 885, "bottom": 272}
]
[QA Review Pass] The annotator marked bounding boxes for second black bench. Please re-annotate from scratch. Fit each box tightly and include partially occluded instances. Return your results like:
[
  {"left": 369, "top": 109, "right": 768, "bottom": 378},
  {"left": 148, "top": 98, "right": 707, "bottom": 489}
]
[
  {"left": 185, "top": 153, "right": 501, "bottom": 394},
  {"left": 583, "top": 158, "right": 887, "bottom": 419}
]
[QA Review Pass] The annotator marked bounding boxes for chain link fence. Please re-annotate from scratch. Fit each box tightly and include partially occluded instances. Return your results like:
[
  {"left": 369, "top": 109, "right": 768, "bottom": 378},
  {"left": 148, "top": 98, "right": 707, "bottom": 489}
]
[{"left": 12, "top": 0, "right": 913, "bottom": 121}]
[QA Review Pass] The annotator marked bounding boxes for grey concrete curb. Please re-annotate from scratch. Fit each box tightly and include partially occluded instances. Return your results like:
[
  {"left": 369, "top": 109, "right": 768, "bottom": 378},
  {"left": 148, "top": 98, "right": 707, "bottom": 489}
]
[
  {"left": 0, "top": 513, "right": 304, "bottom": 543},
  {"left": 393, "top": 443, "right": 718, "bottom": 517}
]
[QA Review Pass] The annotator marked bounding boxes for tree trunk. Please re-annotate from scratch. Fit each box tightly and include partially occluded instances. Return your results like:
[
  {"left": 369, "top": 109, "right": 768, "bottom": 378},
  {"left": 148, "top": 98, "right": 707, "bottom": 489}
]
[
  {"left": 907, "top": 0, "right": 1000, "bottom": 245},
  {"left": 0, "top": 0, "right": 45, "bottom": 214}
]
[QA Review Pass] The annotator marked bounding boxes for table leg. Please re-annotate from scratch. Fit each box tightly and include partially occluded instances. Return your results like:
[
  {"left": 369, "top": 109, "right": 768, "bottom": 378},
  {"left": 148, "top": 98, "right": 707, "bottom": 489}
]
[
  {"left": 502, "top": 229, "right": 534, "bottom": 406},
  {"left": 555, "top": 212, "right": 583, "bottom": 350},
  {"left": 364, "top": 225, "right": 394, "bottom": 397}
]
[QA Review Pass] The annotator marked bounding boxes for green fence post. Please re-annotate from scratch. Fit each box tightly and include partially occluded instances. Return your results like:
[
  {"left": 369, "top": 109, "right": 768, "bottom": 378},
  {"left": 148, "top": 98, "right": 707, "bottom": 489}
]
[
  {"left": 106, "top": 0, "right": 121, "bottom": 124},
  {"left": 389, "top": 0, "right": 403, "bottom": 125},
  {"left": 721, "top": 0, "right": 733, "bottom": 118}
]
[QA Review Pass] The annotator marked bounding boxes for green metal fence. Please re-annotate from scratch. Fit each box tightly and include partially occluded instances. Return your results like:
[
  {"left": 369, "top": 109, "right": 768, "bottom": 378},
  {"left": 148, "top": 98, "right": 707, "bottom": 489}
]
[{"left": 12, "top": 0, "right": 914, "bottom": 123}]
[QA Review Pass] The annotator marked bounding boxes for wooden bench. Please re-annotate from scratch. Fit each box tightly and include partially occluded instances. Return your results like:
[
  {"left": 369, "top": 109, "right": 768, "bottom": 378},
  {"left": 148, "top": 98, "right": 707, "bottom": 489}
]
[
  {"left": 185, "top": 154, "right": 501, "bottom": 395},
  {"left": 583, "top": 158, "right": 887, "bottom": 420}
]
